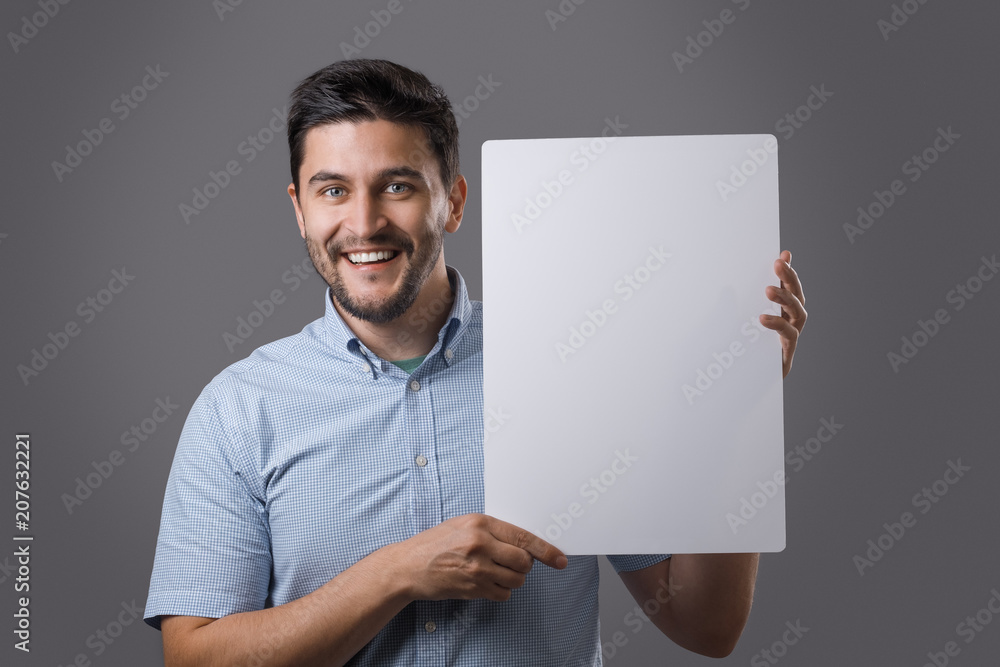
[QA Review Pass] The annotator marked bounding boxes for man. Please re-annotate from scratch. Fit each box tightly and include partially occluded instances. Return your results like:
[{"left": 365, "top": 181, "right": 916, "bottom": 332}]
[{"left": 144, "top": 59, "right": 807, "bottom": 666}]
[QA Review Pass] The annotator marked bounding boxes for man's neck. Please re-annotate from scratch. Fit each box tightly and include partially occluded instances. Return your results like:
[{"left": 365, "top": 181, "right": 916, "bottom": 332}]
[{"left": 334, "top": 264, "right": 455, "bottom": 362}]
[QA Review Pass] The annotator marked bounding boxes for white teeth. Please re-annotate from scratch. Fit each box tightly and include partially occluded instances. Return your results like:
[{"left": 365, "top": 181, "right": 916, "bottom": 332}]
[{"left": 348, "top": 250, "right": 396, "bottom": 265}]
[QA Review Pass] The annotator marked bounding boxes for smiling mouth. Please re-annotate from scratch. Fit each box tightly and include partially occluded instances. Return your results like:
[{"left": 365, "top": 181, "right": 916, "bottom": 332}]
[{"left": 345, "top": 250, "right": 398, "bottom": 265}]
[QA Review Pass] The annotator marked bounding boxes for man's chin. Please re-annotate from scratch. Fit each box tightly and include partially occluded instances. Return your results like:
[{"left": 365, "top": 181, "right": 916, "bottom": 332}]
[{"left": 330, "top": 287, "right": 414, "bottom": 325}]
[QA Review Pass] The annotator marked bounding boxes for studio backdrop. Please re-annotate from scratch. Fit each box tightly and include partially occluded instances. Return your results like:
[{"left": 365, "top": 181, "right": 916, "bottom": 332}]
[{"left": 2, "top": 1, "right": 998, "bottom": 665}]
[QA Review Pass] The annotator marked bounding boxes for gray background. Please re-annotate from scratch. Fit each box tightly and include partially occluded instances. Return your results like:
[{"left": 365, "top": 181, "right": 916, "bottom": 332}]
[{"left": 2, "top": 0, "right": 997, "bottom": 665}]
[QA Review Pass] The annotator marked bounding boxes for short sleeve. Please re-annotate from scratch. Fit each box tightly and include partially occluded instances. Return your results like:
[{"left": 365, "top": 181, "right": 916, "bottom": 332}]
[
  {"left": 606, "top": 554, "right": 671, "bottom": 573},
  {"left": 144, "top": 387, "right": 272, "bottom": 630}
]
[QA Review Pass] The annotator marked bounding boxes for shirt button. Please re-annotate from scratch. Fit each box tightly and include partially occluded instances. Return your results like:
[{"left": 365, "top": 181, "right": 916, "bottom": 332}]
[
  {"left": 444, "top": 348, "right": 454, "bottom": 361},
  {"left": 415, "top": 455, "right": 428, "bottom": 467},
  {"left": 362, "top": 364, "right": 371, "bottom": 373},
  {"left": 409, "top": 380, "right": 421, "bottom": 392},
  {"left": 425, "top": 620, "right": 436, "bottom": 633}
]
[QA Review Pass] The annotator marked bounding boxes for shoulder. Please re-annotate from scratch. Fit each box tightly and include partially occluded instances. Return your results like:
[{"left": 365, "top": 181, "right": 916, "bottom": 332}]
[
  {"left": 197, "top": 314, "right": 333, "bottom": 411},
  {"left": 468, "top": 298, "right": 483, "bottom": 329},
  {"left": 451, "top": 298, "right": 483, "bottom": 359}
]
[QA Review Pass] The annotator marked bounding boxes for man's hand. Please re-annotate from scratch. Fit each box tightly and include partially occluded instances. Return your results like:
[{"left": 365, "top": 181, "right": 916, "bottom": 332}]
[
  {"left": 760, "top": 250, "right": 807, "bottom": 378},
  {"left": 392, "top": 514, "right": 568, "bottom": 602},
  {"left": 162, "top": 515, "right": 564, "bottom": 667}
]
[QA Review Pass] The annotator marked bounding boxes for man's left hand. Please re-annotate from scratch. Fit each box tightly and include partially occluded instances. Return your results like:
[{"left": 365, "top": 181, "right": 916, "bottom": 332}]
[{"left": 759, "top": 249, "right": 807, "bottom": 378}]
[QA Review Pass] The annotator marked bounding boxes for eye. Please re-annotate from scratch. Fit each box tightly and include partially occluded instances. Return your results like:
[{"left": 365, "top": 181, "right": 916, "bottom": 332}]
[
  {"left": 386, "top": 182, "right": 410, "bottom": 194},
  {"left": 323, "top": 186, "right": 346, "bottom": 197}
]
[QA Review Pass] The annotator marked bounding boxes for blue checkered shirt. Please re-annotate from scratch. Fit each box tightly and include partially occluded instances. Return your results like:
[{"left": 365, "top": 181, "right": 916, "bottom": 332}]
[{"left": 144, "top": 266, "right": 669, "bottom": 665}]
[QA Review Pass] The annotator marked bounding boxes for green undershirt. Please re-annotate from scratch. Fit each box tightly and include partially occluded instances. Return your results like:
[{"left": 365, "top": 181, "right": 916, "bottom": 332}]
[{"left": 389, "top": 355, "right": 427, "bottom": 374}]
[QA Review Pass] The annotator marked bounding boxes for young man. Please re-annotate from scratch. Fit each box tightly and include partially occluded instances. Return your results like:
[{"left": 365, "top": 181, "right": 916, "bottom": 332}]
[{"left": 144, "top": 59, "right": 807, "bottom": 666}]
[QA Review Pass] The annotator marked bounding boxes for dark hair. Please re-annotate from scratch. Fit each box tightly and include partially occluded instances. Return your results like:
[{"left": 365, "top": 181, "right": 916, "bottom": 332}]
[{"left": 287, "top": 58, "right": 459, "bottom": 196}]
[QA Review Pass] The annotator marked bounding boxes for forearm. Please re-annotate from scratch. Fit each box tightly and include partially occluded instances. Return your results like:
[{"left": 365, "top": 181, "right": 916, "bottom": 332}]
[
  {"left": 660, "top": 553, "right": 759, "bottom": 656},
  {"left": 164, "top": 542, "right": 414, "bottom": 667}
]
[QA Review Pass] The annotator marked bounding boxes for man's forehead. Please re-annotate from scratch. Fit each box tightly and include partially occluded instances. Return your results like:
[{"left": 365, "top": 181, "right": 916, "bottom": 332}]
[{"left": 301, "top": 119, "right": 439, "bottom": 182}]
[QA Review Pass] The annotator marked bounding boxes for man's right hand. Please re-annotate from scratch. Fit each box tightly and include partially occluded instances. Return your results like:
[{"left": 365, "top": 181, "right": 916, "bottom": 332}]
[
  {"left": 392, "top": 514, "right": 568, "bottom": 602},
  {"left": 161, "top": 514, "right": 565, "bottom": 667}
]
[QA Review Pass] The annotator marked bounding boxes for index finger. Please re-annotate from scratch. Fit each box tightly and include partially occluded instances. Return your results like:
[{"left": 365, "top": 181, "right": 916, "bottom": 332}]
[{"left": 487, "top": 516, "right": 568, "bottom": 570}]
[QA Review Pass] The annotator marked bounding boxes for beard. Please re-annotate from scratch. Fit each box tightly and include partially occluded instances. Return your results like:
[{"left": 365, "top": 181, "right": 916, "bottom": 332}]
[{"left": 304, "top": 220, "right": 445, "bottom": 325}]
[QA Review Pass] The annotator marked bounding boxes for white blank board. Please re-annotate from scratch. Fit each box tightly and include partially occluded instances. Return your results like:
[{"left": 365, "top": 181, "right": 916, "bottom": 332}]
[{"left": 482, "top": 134, "right": 785, "bottom": 555}]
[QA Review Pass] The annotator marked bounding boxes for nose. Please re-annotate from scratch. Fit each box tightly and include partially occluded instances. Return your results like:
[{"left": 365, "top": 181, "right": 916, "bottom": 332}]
[{"left": 343, "top": 190, "right": 388, "bottom": 240}]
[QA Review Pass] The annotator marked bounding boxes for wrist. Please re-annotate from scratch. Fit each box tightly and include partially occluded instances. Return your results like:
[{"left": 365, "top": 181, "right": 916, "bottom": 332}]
[{"left": 370, "top": 540, "right": 420, "bottom": 604}]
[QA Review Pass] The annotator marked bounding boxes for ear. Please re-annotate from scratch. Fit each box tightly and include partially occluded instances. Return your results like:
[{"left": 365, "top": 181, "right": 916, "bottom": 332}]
[
  {"left": 444, "top": 174, "right": 468, "bottom": 234},
  {"left": 287, "top": 182, "right": 306, "bottom": 239}
]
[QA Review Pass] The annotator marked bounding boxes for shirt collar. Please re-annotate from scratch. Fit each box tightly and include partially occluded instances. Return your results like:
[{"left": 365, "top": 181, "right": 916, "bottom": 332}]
[{"left": 321, "top": 265, "right": 474, "bottom": 368}]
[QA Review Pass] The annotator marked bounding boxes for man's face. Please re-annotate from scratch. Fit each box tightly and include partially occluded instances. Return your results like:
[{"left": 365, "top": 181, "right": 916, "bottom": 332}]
[{"left": 288, "top": 119, "right": 464, "bottom": 324}]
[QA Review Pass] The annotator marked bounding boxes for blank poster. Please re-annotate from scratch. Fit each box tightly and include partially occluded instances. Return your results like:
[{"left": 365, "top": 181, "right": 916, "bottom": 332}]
[{"left": 481, "top": 134, "right": 785, "bottom": 554}]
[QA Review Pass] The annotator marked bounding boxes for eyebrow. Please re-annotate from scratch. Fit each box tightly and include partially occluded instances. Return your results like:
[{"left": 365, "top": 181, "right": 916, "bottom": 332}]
[{"left": 307, "top": 166, "right": 429, "bottom": 188}]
